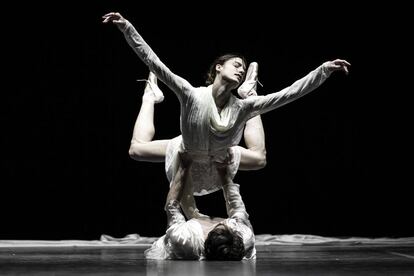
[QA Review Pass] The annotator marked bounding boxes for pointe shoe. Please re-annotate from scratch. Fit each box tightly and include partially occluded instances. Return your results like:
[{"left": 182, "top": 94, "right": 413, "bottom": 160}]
[
  {"left": 237, "top": 62, "right": 259, "bottom": 98},
  {"left": 138, "top": 72, "right": 164, "bottom": 103}
]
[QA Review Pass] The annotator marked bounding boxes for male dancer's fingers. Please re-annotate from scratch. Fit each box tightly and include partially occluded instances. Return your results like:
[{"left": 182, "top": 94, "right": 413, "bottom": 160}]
[
  {"left": 227, "top": 148, "right": 235, "bottom": 165},
  {"left": 178, "top": 150, "right": 192, "bottom": 167},
  {"left": 214, "top": 161, "right": 227, "bottom": 169}
]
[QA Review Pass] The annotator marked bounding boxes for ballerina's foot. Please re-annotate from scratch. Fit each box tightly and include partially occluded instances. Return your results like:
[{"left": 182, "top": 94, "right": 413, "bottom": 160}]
[
  {"left": 237, "top": 62, "right": 259, "bottom": 98},
  {"left": 139, "top": 72, "right": 165, "bottom": 103}
]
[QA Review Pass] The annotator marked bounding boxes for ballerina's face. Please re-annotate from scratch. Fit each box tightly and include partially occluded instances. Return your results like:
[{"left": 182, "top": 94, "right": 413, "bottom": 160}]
[{"left": 216, "top": 57, "right": 246, "bottom": 85}]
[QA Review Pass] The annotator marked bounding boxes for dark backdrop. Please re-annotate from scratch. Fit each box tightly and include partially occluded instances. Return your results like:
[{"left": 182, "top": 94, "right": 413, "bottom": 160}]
[{"left": 2, "top": 2, "right": 412, "bottom": 240}]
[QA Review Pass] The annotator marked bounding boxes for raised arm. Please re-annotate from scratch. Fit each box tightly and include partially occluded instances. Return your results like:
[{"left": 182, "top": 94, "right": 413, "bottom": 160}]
[
  {"left": 102, "top": 12, "right": 192, "bottom": 101},
  {"left": 244, "top": 59, "right": 351, "bottom": 118}
]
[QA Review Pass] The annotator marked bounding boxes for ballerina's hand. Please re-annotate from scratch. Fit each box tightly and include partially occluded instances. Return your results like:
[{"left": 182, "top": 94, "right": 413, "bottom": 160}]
[
  {"left": 102, "top": 12, "right": 127, "bottom": 30},
  {"left": 324, "top": 59, "right": 351, "bottom": 75}
]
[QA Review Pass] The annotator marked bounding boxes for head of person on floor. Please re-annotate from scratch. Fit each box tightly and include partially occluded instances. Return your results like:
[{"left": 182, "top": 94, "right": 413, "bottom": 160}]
[
  {"left": 205, "top": 54, "right": 247, "bottom": 88},
  {"left": 204, "top": 220, "right": 246, "bottom": 261}
]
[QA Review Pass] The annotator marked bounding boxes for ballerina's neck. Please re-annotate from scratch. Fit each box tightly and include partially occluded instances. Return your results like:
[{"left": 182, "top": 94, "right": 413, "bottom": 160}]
[{"left": 212, "top": 87, "right": 232, "bottom": 113}]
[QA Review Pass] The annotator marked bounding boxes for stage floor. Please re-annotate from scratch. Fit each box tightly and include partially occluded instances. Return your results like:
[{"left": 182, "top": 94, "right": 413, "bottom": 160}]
[{"left": 1, "top": 243, "right": 414, "bottom": 275}]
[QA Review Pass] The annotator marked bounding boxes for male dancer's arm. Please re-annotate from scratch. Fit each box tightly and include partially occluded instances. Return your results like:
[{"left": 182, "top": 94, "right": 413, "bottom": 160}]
[
  {"left": 218, "top": 165, "right": 256, "bottom": 259},
  {"left": 165, "top": 152, "right": 192, "bottom": 227}
]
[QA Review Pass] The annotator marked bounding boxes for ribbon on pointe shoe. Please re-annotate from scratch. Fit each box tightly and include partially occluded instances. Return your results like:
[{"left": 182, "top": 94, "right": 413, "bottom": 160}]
[{"left": 137, "top": 72, "right": 165, "bottom": 103}]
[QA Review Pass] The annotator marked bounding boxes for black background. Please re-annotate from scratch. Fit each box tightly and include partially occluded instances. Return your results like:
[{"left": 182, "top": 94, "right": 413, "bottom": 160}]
[{"left": 1, "top": 1, "right": 412, "bottom": 240}]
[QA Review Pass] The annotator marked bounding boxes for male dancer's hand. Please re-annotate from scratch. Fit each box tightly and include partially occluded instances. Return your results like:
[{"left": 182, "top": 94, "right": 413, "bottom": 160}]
[{"left": 212, "top": 148, "right": 235, "bottom": 168}]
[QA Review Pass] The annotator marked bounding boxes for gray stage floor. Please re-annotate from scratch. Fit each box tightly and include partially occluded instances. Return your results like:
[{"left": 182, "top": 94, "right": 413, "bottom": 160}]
[{"left": 1, "top": 243, "right": 414, "bottom": 275}]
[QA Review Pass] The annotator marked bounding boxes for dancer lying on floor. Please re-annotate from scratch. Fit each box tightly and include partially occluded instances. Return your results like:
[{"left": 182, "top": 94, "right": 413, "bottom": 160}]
[{"left": 146, "top": 150, "right": 255, "bottom": 260}]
